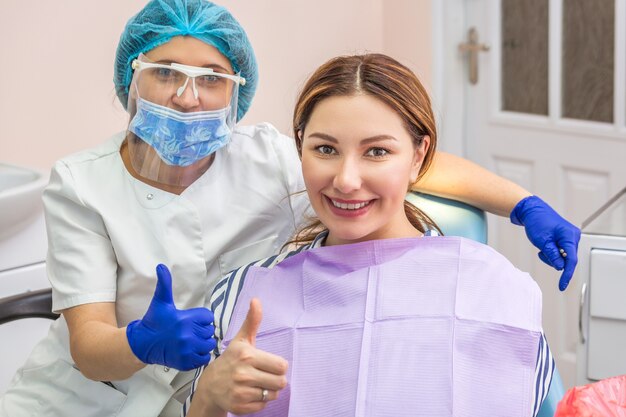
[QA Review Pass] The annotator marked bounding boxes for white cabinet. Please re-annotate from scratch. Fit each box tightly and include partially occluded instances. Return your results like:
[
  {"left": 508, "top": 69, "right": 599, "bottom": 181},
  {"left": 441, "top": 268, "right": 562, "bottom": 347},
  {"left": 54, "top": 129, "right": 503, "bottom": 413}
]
[
  {"left": 577, "top": 188, "right": 626, "bottom": 385},
  {"left": 588, "top": 249, "right": 626, "bottom": 380},
  {"left": 0, "top": 211, "right": 51, "bottom": 394}
]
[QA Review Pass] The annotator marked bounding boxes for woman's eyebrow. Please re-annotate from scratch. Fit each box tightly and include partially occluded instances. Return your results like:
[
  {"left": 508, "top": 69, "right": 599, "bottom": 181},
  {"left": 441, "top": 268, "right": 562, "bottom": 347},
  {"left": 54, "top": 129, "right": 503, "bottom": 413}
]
[
  {"left": 154, "top": 60, "right": 232, "bottom": 72},
  {"left": 202, "top": 64, "right": 232, "bottom": 73},
  {"left": 308, "top": 132, "right": 338, "bottom": 142},
  {"left": 360, "top": 135, "right": 398, "bottom": 145},
  {"left": 307, "top": 132, "right": 397, "bottom": 144}
]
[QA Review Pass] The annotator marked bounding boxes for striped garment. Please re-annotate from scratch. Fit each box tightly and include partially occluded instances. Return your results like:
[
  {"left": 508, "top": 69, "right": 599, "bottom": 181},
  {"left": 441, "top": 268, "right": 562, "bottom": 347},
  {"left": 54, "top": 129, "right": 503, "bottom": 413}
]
[{"left": 182, "top": 230, "right": 554, "bottom": 416}]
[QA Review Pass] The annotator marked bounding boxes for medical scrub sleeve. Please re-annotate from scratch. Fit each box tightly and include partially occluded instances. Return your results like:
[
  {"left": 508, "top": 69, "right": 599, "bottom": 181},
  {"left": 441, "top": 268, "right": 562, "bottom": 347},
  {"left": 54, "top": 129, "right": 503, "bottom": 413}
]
[
  {"left": 265, "top": 122, "right": 311, "bottom": 231},
  {"left": 44, "top": 160, "right": 118, "bottom": 311}
]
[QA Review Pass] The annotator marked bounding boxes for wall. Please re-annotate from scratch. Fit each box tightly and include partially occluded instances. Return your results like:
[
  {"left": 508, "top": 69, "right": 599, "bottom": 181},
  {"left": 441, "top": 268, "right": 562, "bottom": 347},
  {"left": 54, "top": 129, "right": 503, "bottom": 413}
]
[
  {"left": 383, "top": 0, "right": 432, "bottom": 88},
  {"left": 0, "top": 1, "right": 432, "bottom": 171}
]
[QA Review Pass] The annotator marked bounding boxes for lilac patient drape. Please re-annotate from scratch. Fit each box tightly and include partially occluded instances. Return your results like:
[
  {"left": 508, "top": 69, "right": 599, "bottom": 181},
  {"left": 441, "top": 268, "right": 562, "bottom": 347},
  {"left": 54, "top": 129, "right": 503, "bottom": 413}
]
[{"left": 223, "top": 236, "right": 542, "bottom": 417}]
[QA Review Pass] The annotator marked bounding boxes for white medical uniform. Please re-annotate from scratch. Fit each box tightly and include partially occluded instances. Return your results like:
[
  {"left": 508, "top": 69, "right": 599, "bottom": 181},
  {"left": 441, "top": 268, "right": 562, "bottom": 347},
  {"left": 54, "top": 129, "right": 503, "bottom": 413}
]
[{"left": 0, "top": 123, "right": 309, "bottom": 417}]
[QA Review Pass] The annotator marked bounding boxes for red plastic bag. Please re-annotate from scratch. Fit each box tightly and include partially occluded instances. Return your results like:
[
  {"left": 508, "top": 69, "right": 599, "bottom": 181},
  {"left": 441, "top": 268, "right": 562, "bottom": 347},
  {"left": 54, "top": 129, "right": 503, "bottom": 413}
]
[{"left": 555, "top": 374, "right": 626, "bottom": 417}]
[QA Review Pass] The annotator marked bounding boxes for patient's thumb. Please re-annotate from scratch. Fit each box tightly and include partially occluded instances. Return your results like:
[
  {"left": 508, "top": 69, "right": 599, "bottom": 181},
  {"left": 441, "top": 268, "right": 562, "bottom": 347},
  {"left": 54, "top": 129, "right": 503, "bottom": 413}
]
[{"left": 235, "top": 298, "right": 263, "bottom": 346}]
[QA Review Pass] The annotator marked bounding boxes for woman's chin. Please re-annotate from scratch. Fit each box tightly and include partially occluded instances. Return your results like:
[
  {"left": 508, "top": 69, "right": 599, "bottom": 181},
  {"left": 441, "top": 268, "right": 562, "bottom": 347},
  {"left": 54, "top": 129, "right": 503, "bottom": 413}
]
[{"left": 326, "top": 228, "right": 373, "bottom": 246}]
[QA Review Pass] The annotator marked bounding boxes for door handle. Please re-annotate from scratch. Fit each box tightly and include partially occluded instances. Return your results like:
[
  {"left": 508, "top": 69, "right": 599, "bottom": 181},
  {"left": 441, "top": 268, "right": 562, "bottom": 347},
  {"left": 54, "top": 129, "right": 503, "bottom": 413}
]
[{"left": 458, "top": 27, "right": 490, "bottom": 84}]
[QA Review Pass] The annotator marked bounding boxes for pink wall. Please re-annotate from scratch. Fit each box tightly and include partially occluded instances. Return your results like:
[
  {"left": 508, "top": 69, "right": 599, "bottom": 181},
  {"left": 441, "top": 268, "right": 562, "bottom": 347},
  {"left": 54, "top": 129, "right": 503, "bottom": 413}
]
[
  {"left": 383, "top": 0, "right": 432, "bottom": 88},
  {"left": 0, "top": 0, "right": 432, "bottom": 171}
]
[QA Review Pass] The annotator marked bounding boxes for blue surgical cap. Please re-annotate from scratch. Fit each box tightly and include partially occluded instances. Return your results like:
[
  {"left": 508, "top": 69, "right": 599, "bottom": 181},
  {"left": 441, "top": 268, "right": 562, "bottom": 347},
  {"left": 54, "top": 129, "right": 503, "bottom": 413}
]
[{"left": 114, "top": 0, "right": 258, "bottom": 121}]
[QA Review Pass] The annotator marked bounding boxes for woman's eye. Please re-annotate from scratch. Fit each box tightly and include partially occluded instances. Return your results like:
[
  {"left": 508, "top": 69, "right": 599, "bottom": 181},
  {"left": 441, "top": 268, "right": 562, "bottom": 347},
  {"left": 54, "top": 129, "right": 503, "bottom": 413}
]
[
  {"left": 155, "top": 68, "right": 174, "bottom": 78},
  {"left": 199, "top": 74, "right": 220, "bottom": 83},
  {"left": 366, "top": 147, "right": 389, "bottom": 157},
  {"left": 316, "top": 145, "right": 336, "bottom": 155},
  {"left": 196, "top": 74, "right": 225, "bottom": 89}
]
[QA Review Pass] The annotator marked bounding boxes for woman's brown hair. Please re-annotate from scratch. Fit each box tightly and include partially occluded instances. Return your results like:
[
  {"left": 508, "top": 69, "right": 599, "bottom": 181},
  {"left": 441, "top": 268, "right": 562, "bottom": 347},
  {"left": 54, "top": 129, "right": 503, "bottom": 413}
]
[{"left": 289, "top": 53, "right": 441, "bottom": 246}]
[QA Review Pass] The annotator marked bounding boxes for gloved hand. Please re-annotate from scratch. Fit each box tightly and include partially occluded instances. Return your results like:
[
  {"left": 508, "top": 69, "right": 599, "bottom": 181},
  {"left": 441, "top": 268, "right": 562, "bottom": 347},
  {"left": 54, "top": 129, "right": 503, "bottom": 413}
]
[
  {"left": 510, "top": 195, "right": 581, "bottom": 291},
  {"left": 126, "top": 264, "right": 217, "bottom": 370}
]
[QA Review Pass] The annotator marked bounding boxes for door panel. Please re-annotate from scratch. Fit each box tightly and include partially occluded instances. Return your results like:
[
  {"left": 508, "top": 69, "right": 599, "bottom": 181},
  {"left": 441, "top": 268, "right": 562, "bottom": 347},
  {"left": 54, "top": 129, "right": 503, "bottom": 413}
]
[{"left": 463, "top": 0, "right": 626, "bottom": 388}]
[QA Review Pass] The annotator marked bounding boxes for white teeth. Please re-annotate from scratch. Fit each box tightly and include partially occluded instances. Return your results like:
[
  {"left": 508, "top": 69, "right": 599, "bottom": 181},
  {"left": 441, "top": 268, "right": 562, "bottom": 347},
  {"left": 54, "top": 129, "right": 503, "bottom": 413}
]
[{"left": 331, "top": 199, "right": 370, "bottom": 210}]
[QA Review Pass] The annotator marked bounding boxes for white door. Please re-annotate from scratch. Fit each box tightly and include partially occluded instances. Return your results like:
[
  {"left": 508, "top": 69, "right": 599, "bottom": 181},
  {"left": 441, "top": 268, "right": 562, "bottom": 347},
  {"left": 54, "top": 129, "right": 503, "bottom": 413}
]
[{"left": 452, "top": 0, "right": 626, "bottom": 388}]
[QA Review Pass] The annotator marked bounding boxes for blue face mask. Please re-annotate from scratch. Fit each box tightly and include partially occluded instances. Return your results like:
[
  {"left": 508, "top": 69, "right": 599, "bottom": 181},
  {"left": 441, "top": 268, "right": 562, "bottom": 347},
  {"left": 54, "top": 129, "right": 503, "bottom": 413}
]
[{"left": 128, "top": 97, "right": 232, "bottom": 167}]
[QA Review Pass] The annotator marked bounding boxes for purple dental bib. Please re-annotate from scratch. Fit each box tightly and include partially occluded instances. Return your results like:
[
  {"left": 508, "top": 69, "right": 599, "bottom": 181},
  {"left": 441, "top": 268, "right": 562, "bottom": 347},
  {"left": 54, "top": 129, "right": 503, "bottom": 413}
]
[{"left": 222, "top": 236, "right": 542, "bottom": 417}]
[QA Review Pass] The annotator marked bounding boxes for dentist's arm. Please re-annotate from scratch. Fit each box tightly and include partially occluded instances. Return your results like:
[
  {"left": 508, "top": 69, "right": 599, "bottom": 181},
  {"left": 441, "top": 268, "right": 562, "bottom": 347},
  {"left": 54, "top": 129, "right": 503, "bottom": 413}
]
[
  {"left": 65, "top": 264, "right": 216, "bottom": 381},
  {"left": 415, "top": 151, "right": 531, "bottom": 216},
  {"left": 64, "top": 302, "right": 145, "bottom": 381}
]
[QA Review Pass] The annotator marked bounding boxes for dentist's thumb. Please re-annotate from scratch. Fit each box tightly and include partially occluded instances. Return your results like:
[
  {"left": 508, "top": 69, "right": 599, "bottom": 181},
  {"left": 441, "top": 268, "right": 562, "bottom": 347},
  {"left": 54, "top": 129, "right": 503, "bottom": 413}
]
[
  {"left": 235, "top": 298, "right": 263, "bottom": 346},
  {"left": 154, "top": 264, "right": 175, "bottom": 306}
]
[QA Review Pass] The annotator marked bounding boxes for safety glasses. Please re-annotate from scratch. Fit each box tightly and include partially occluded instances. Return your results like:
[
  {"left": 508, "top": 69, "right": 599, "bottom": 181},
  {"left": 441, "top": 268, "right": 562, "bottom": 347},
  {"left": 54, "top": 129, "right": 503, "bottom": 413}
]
[{"left": 131, "top": 54, "right": 246, "bottom": 100}]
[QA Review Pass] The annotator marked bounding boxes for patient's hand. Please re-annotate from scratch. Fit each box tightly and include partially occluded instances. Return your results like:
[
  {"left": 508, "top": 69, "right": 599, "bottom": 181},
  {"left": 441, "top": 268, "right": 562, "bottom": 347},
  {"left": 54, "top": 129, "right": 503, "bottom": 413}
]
[{"left": 197, "top": 298, "right": 288, "bottom": 415}]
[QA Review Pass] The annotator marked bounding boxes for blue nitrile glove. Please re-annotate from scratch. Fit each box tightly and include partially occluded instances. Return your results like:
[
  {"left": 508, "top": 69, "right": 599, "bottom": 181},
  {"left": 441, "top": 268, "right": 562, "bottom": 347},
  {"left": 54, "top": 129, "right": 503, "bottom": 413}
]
[
  {"left": 126, "top": 264, "right": 217, "bottom": 371},
  {"left": 510, "top": 196, "right": 581, "bottom": 291}
]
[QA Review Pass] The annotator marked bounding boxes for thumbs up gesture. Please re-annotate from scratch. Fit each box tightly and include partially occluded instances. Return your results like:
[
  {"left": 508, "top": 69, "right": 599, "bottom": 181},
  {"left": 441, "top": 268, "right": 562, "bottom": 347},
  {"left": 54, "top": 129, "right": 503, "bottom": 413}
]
[
  {"left": 197, "top": 299, "right": 289, "bottom": 415},
  {"left": 126, "top": 264, "right": 217, "bottom": 371},
  {"left": 234, "top": 297, "right": 263, "bottom": 346}
]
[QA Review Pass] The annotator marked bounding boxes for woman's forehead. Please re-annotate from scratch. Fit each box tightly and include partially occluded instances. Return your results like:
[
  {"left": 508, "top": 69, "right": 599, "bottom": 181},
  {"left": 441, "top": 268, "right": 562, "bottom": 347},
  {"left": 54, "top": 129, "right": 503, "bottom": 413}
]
[
  {"left": 306, "top": 95, "right": 410, "bottom": 141},
  {"left": 145, "top": 36, "right": 233, "bottom": 71}
]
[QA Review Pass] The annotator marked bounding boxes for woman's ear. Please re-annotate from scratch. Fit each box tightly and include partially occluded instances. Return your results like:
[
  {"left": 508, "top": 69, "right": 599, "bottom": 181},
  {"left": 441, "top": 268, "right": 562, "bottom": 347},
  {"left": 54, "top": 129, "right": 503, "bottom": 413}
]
[
  {"left": 296, "top": 130, "right": 304, "bottom": 155},
  {"left": 128, "top": 85, "right": 137, "bottom": 103},
  {"left": 410, "top": 135, "right": 430, "bottom": 183}
]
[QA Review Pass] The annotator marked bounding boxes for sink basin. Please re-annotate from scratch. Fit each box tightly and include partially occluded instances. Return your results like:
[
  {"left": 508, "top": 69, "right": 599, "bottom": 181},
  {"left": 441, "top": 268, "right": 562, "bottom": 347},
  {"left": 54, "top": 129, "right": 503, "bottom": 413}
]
[{"left": 0, "top": 163, "right": 49, "bottom": 241}]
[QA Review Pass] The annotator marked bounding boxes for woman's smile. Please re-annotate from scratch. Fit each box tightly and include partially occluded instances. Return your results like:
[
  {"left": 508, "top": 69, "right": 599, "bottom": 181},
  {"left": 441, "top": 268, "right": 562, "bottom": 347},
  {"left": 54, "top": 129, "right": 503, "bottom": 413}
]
[{"left": 325, "top": 196, "right": 374, "bottom": 217}]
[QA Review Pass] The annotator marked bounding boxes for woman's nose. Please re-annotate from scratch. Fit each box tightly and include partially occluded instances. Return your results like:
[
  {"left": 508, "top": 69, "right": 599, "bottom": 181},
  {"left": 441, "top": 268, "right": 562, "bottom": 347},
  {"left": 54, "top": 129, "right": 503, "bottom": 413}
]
[
  {"left": 171, "top": 77, "right": 200, "bottom": 109},
  {"left": 333, "top": 158, "right": 362, "bottom": 194}
]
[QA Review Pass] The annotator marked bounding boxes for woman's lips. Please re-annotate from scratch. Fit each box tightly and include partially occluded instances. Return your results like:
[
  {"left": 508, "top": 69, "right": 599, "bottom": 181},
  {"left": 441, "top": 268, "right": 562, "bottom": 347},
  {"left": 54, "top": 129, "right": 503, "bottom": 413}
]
[{"left": 325, "top": 196, "right": 374, "bottom": 217}]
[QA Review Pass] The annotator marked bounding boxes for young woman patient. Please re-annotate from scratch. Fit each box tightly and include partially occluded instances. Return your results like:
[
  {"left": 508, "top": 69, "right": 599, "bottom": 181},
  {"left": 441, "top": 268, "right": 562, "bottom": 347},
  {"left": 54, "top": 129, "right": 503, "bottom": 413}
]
[{"left": 184, "top": 53, "right": 554, "bottom": 417}]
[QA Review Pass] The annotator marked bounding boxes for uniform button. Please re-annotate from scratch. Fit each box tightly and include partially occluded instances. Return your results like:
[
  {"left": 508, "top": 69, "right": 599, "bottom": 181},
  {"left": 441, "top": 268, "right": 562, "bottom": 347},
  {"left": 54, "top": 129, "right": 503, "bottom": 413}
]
[
  {"left": 164, "top": 366, "right": 170, "bottom": 372},
  {"left": 146, "top": 193, "right": 154, "bottom": 200}
]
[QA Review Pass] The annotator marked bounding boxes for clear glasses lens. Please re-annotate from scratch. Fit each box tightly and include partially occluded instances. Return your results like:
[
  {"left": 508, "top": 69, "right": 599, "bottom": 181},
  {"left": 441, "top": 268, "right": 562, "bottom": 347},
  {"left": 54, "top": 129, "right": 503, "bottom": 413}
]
[{"left": 141, "top": 67, "right": 234, "bottom": 100}]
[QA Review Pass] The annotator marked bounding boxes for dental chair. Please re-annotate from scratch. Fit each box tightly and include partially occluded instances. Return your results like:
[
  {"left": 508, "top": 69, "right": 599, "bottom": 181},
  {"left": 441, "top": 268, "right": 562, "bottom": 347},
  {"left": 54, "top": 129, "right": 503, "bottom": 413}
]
[
  {"left": 0, "top": 192, "right": 564, "bottom": 415},
  {"left": 0, "top": 288, "right": 58, "bottom": 325}
]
